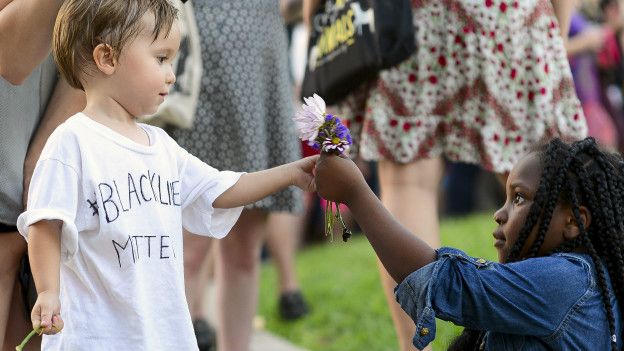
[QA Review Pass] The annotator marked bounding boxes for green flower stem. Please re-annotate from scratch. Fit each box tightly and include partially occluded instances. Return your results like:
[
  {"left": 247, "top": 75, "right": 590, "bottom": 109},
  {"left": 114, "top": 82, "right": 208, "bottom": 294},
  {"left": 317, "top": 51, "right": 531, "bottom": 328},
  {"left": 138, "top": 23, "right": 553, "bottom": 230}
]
[
  {"left": 329, "top": 201, "right": 335, "bottom": 242},
  {"left": 325, "top": 200, "right": 335, "bottom": 242},
  {"left": 15, "top": 328, "right": 40, "bottom": 351},
  {"left": 335, "top": 205, "right": 347, "bottom": 229},
  {"left": 324, "top": 200, "right": 330, "bottom": 241}
]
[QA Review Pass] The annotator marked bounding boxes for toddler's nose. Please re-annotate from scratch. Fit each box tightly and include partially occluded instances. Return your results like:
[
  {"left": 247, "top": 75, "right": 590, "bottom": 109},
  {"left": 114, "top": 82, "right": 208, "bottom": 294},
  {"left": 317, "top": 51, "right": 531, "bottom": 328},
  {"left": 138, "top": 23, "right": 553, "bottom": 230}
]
[{"left": 166, "top": 66, "right": 176, "bottom": 85}]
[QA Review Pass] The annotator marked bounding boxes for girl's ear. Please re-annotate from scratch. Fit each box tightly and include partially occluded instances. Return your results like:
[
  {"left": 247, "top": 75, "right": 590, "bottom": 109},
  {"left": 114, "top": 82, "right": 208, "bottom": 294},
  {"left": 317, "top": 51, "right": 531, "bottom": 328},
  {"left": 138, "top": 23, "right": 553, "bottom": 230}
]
[
  {"left": 93, "top": 44, "right": 117, "bottom": 75},
  {"left": 563, "top": 206, "right": 592, "bottom": 240}
]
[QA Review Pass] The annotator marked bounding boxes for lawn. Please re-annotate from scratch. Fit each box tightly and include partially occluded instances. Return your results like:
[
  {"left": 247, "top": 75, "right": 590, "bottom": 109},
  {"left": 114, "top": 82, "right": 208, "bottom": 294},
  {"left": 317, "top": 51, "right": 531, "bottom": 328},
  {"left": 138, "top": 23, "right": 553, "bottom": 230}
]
[{"left": 258, "top": 212, "right": 498, "bottom": 351}]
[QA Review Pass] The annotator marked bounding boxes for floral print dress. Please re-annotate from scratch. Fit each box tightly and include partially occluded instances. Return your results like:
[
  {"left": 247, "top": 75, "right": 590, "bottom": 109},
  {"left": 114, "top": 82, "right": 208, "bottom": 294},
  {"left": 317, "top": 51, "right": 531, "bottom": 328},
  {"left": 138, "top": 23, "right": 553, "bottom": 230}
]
[{"left": 341, "top": 0, "right": 587, "bottom": 173}]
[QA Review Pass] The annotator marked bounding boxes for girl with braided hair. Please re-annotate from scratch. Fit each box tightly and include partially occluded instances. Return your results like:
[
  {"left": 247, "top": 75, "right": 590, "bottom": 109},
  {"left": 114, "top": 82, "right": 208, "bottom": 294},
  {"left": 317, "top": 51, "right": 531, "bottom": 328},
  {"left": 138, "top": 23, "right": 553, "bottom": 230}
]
[{"left": 315, "top": 136, "right": 624, "bottom": 350}]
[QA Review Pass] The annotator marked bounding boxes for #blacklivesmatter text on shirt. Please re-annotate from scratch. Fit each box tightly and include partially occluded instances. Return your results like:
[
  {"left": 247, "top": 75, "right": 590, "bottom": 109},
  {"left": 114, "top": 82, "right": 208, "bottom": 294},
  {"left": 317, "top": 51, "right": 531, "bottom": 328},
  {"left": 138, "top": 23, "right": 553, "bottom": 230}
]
[{"left": 87, "top": 169, "right": 181, "bottom": 269}]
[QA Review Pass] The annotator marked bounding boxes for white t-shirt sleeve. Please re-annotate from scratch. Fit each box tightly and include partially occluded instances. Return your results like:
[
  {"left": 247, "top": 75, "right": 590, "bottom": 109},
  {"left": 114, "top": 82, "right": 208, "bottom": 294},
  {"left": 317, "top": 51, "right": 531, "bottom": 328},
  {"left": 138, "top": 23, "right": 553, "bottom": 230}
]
[
  {"left": 17, "top": 127, "right": 81, "bottom": 261},
  {"left": 176, "top": 143, "right": 244, "bottom": 238}
]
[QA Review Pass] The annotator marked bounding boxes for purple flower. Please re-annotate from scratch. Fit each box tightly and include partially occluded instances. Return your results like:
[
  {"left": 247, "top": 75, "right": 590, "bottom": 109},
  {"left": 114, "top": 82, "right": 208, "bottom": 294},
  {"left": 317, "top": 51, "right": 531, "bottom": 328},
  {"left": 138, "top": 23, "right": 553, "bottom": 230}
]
[{"left": 294, "top": 94, "right": 352, "bottom": 156}]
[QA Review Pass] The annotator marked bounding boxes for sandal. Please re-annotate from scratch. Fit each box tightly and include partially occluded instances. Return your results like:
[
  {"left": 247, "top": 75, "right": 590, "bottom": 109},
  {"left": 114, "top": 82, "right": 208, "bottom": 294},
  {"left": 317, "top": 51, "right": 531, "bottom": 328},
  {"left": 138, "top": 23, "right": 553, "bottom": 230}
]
[
  {"left": 193, "top": 319, "right": 217, "bottom": 351},
  {"left": 278, "top": 290, "right": 310, "bottom": 321}
]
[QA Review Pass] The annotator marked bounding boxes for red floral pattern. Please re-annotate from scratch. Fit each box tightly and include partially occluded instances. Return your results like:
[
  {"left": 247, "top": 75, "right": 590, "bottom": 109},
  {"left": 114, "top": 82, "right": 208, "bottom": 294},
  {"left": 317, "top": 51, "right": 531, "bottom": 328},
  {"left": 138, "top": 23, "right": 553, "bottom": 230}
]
[{"left": 341, "top": 0, "right": 586, "bottom": 173}]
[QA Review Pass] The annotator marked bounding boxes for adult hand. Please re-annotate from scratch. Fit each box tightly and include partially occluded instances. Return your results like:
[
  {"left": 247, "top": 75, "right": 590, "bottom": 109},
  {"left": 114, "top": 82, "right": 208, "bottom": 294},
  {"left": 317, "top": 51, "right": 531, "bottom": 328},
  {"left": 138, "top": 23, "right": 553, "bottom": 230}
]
[
  {"left": 315, "top": 152, "right": 368, "bottom": 205},
  {"left": 31, "top": 290, "right": 63, "bottom": 335}
]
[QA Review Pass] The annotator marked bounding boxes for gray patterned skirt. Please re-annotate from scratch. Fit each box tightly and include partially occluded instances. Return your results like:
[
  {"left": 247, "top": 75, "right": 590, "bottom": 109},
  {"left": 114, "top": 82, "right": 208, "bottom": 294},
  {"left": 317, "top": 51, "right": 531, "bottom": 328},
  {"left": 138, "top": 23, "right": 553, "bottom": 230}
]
[{"left": 171, "top": 1, "right": 303, "bottom": 213}]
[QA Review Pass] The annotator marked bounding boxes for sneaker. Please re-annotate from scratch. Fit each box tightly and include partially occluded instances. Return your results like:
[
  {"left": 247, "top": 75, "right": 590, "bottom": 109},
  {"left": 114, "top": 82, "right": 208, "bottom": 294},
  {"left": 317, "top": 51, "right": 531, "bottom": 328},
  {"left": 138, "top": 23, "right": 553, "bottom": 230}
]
[
  {"left": 193, "top": 319, "right": 217, "bottom": 351},
  {"left": 278, "top": 290, "right": 310, "bottom": 321}
]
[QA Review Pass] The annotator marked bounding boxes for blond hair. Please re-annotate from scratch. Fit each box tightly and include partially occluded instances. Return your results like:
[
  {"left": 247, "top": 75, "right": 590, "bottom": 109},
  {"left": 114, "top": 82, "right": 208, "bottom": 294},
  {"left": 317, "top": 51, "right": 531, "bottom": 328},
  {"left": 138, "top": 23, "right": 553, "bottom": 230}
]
[{"left": 53, "top": 0, "right": 178, "bottom": 90}]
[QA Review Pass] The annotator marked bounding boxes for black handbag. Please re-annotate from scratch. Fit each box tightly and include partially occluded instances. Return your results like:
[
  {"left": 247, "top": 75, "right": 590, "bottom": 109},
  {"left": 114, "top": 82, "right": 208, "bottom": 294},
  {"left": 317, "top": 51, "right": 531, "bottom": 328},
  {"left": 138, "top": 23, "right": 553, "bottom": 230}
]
[{"left": 301, "top": 0, "right": 415, "bottom": 105}]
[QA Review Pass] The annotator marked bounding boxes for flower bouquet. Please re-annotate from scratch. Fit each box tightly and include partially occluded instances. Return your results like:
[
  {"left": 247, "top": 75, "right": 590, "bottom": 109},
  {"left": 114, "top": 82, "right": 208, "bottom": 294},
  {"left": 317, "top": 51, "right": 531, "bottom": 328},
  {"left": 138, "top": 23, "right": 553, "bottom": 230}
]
[{"left": 294, "top": 94, "right": 353, "bottom": 242}]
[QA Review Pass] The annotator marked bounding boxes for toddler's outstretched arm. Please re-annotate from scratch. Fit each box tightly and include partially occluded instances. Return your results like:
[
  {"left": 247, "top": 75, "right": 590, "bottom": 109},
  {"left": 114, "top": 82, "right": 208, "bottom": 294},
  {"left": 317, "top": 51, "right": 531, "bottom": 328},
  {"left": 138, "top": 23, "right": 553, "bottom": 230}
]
[
  {"left": 213, "top": 155, "right": 318, "bottom": 209},
  {"left": 315, "top": 154, "right": 436, "bottom": 283},
  {"left": 28, "top": 220, "right": 64, "bottom": 335}
]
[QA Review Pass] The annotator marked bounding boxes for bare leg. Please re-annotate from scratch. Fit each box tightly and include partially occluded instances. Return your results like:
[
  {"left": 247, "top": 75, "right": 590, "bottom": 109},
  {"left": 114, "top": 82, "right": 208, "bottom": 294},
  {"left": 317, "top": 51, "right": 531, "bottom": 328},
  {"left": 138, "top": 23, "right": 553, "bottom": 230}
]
[
  {"left": 183, "top": 230, "right": 214, "bottom": 320},
  {"left": 265, "top": 212, "right": 303, "bottom": 293},
  {"left": 0, "top": 232, "right": 27, "bottom": 348},
  {"left": 3, "top": 279, "right": 40, "bottom": 351},
  {"left": 377, "top": 158, "right": 444, "bottom": 351},
  {"left": 215, "top": 209, "right": 266, "bottom": 351}
]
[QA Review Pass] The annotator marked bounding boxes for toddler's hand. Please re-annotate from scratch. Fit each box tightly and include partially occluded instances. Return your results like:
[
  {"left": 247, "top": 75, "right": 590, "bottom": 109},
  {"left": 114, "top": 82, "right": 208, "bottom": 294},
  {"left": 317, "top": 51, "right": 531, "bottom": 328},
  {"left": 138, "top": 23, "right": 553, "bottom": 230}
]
[
  {"left": 290, "top": 155, "right": 319, "bottom": 192},
  {"left": 315, "top": 153, "right": 368, "bottom": 205},
  {"left": 31, "top": 290, "right": 63, "bottom": 335}
]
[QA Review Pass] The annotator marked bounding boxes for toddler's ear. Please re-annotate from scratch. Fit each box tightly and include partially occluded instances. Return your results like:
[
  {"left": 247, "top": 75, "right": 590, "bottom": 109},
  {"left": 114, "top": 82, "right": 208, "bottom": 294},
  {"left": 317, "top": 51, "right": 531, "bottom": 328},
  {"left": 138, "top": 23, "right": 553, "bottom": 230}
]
[
  {"left": 563, "top": 206, "right": 592, "bottom": 240},
  {"left": 93, "top": 44, "right": 117, "bottom": 75}
]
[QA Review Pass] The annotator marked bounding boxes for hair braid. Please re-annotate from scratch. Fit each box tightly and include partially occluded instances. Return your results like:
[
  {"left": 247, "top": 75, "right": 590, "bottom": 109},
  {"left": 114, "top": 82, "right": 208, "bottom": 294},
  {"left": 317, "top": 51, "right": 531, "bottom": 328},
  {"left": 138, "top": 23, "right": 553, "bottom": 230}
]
[
  {"left": 505, "top": 141, "right": 559, "bottom": 262},
  {"left": 566, "top": 178, "right": 618, "bottom": 351},
  {"left": 526, "top": 143, "right": 578, "bottom": 257}
]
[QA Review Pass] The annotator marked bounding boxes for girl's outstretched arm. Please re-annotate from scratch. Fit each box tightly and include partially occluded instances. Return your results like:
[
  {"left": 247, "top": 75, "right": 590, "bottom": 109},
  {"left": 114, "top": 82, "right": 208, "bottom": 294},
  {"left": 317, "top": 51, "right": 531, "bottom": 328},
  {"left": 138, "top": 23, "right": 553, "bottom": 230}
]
[
  {"left": 213, "top": 155, "right": 318, "bottom": 209},
  {"left": 315, "top": 154, "right": 436, "bottom": 283}
]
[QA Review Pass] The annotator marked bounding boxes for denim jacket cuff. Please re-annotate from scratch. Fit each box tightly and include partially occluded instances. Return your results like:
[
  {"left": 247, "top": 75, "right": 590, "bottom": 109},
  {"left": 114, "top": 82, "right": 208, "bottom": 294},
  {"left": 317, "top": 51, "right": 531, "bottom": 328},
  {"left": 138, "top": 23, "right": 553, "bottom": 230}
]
[{"left": 394, "top": 248, "right": 458, "bottom": 349}]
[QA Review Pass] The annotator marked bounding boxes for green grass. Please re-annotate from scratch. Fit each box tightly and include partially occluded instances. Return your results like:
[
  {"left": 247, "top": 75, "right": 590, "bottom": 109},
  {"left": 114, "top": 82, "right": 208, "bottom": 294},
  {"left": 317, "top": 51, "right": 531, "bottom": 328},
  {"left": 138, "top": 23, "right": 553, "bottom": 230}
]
[{"left": 258, "top": 212, "right": 498, "bottom": 351}]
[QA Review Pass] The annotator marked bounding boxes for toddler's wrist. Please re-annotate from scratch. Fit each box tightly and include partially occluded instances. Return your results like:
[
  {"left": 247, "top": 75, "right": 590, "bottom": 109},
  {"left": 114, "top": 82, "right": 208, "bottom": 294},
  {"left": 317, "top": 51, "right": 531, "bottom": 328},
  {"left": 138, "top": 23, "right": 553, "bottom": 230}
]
[
  {"left": 287, "top": 162, "right": 299, "bottom": 186},
  {"left": 38, "top": 288, "right": 60, "bottom": 297}
]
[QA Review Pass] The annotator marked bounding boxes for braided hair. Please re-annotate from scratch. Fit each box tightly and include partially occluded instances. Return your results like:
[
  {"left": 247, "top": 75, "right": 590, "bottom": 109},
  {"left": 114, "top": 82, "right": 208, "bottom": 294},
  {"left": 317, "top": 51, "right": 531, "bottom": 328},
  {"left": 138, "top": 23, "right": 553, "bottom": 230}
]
[{"left": 449, "top": 137, "right": 624, "bottom": 351}]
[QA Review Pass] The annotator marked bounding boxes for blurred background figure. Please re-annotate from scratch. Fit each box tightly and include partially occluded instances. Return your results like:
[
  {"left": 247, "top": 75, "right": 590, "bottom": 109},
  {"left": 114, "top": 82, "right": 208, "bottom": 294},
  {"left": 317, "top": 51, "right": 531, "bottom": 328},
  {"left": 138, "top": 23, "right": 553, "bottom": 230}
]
[
  {"left": 564, "top": 0, "right": 624, "bottom": 153},
  {"left": 0, "top": 1, "right": 84, "bottom": 350},
  {"left": 567, "top": 3, "right": 619, "bottom": 149},
  {"left": 171, "top": 2, "right": 309, "bottom": 351}
]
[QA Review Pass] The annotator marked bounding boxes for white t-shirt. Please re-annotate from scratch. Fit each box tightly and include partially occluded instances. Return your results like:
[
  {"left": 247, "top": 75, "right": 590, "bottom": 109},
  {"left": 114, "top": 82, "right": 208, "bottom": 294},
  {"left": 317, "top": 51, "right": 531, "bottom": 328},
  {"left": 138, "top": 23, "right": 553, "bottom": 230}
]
[{"left": 17, "top": 113, "right": 244, "bottom": 351}]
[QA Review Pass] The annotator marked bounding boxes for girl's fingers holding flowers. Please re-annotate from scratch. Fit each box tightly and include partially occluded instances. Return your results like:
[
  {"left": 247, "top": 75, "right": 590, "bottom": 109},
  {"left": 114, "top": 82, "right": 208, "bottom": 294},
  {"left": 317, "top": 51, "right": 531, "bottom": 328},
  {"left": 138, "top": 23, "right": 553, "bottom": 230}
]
[{"left": 315, "top": 153, "right": 366, "bottom": 204}]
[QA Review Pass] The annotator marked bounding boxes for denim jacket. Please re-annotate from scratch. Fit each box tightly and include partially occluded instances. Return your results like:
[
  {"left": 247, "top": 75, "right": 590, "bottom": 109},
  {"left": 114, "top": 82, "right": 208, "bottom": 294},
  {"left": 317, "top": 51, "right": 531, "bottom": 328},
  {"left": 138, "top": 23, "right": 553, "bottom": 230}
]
[{"left": 394, "top": 247, "right": 622, "bottom": 350}]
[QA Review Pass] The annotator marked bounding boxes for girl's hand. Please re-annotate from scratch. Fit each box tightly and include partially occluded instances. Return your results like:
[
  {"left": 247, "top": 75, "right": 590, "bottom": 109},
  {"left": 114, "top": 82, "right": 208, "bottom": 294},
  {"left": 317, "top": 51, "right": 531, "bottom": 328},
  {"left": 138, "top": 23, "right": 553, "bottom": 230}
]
[
  {"left": 31, "top": 290, "right": 63, "bottom": 335},
  {"left": 315, "top": 153, "right": 368, "bottom": 205},
  {"left": 290, "top": 155, "right": 319, "bottom": 192}
]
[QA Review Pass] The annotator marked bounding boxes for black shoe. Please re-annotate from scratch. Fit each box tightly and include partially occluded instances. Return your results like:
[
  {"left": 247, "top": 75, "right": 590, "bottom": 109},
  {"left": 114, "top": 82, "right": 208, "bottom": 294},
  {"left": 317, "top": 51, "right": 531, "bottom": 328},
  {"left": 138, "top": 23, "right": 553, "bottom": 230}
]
[
  {"left": 193, "top": 319, "right": 217, "bottom": 351},
  {"left": 278, "top": 290, "right": 310, "bottom": 321}
]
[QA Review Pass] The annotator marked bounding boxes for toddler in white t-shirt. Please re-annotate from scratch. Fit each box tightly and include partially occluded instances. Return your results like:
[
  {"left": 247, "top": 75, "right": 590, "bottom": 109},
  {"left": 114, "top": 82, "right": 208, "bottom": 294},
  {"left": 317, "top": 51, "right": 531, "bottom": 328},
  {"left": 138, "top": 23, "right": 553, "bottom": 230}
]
[{"left": 17, "top": 1, "right": 316, "bottom": 350}]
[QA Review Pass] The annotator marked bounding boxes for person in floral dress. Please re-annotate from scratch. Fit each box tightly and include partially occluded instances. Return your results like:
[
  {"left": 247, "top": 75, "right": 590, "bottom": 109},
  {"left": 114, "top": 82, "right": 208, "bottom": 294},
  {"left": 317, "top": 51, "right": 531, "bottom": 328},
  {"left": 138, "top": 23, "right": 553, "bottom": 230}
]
[{"left": 306, "top": 0, "right": 586, "bottom": 350}]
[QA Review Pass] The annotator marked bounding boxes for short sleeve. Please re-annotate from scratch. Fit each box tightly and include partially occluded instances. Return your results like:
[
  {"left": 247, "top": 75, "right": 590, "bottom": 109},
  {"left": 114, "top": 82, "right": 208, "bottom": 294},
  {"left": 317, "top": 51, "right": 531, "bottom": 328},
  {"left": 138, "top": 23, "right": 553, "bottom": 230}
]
[
  {"left": 176, "top": 146, "right": 244, "bottom": 238},
  {"left": 17, "top": 158, "right": 81, "bottom": 261},
  {"left": 394, "top": 248, "right": 593, "bottom": 349}
]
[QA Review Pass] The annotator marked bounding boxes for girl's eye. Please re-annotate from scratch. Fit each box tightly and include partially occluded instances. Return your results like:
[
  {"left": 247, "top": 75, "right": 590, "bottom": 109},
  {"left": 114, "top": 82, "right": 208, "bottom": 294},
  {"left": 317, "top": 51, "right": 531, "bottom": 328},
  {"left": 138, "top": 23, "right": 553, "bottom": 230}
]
[
  {"left": 513, "top": 193, "right": 525, "bottom": 205},
  {"left": 157, "top": 56, "right": 167, "bottom": 64}
]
